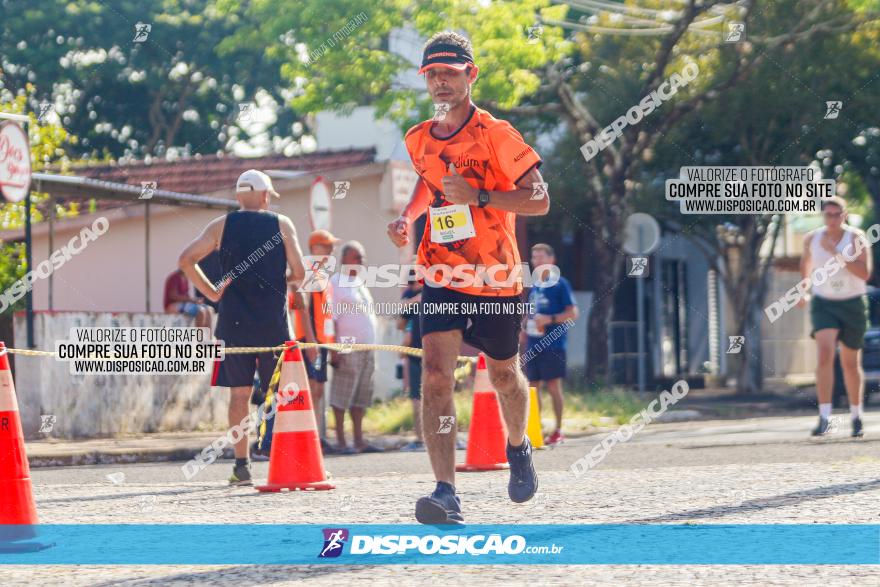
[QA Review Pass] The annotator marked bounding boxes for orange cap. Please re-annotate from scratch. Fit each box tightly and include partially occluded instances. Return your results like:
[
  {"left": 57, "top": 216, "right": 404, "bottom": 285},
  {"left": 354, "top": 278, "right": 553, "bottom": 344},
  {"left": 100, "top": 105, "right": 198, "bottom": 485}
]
[{"left": 309, "top": 229, "right": 340, "bottom": 248}]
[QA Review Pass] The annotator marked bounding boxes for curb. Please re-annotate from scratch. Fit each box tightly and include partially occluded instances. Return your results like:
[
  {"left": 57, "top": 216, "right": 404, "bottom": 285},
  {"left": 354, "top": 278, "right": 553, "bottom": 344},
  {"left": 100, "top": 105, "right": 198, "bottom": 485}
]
[
  {"left": 28, "top": 447, "right": 225, "bottom": 469},
  {"left": 26, "top": 435, "right": 411, "bottom": 468},
  {"left": 24, "top": 409, "right": 722, "bottom": 468}
]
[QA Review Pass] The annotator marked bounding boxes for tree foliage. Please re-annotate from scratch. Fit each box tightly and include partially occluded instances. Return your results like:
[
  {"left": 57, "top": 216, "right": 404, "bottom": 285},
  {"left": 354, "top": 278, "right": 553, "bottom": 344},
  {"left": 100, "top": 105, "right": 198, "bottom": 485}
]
[
  {"left": 0, "top": 0, "right": 299, "bottom": 158},
  {"left": 0, "top": 88, "right": 79, "bottom": 315}
]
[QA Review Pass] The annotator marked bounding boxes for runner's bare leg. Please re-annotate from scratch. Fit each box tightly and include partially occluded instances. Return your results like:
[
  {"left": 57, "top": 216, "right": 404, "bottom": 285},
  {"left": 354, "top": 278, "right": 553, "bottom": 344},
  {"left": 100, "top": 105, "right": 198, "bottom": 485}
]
[
  {"left": 412, "top": 398, "right": 423, "bottom": 443},
  {"left": 839, "top": 344, "right": 864, "bottom": 409},
  {"left": 228, "top": 386, "right": 251, "bottom": 458},
  {"left": 421, "top": 329, "right": 462, "bottom": 485},
  {"left": 310, "top": 380, "right": 325, "bottom": 435},
  {"left": 487, "top": 355, "right": 528, "bottom": 447},
  {"left": 351, "top": 406, "right": 365, "bottom": 448},
  {"left": 546, "top": 377, "right": 565, "bottom": 431},
  {"left": 815, "top": 328, "right": 838, "bottom": 405},
  {"left": 332, "top": 406, "right": 347, "bottom": 448}
]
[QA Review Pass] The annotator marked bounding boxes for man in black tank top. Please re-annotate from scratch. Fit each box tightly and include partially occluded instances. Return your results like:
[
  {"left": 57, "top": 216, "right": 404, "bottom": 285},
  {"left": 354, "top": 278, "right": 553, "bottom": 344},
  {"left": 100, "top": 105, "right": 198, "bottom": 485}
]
[{"left": 179, "top": 169, "right": 317, "bottom": 485}]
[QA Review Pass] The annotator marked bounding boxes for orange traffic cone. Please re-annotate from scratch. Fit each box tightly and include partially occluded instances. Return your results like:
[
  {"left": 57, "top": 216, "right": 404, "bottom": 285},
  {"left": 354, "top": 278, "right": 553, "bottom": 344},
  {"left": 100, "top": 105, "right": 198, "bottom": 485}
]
[
  {"left": 0, "top": 342, "right": 42, "bottom": 547},
  {"left": 257, "top": 342, "right": 334, "bottom": 492},
  {"left": 456, "top": 354, "right": 509, "bottom": 472}
]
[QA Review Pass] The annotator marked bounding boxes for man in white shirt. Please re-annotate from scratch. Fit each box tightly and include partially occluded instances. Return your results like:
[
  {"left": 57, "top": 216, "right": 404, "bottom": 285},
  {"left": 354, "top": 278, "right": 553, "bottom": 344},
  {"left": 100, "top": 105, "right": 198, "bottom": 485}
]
[
  {"left": 329, "top": 241, "right": 382, "bottom": 453},
  {"left": 800, "top": 196, "right": 872, "bottom": 437}
]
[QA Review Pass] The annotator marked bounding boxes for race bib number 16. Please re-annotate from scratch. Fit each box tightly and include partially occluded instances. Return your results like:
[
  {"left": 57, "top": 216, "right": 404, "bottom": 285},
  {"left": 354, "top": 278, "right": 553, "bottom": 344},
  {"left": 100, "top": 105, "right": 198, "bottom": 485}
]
[{"left": 429, "top": 204, "right": 476, "bottom": 243}]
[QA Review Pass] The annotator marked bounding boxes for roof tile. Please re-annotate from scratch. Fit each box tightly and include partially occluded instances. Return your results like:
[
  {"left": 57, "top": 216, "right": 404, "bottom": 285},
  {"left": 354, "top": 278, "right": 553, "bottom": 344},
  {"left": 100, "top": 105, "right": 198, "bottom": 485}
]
[{"left": 69, "top": 148, "right": 376, "bottom": 195}]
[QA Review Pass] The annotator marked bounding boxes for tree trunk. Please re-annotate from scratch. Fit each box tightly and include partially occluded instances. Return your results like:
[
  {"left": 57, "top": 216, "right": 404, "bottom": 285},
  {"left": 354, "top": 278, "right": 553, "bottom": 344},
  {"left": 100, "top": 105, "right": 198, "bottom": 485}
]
[
  {"left": 586, "top": 266, "right": 614, "bottom": 385},
  {"left": 584, "top": 182, "right": 626, "bottom": 385},
  {"left": 734, "top": 301, "right": 762, "bottom": 394},
  {"left": 727, "top": 217, "right": 781, "bottom": 394}
]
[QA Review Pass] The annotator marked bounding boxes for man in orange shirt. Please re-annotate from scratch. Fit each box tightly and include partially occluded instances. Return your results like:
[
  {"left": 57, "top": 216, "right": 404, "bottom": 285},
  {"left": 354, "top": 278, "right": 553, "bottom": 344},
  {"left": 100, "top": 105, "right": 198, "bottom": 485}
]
[
  {"left": 291, "top": 229, "right": 338, "bottom": 452},
  {"left": 387, "top": 31, "right": 550, "bottom": 524},
  {"left": 257, "top": 231, "right": 335, "bottom": 459}
]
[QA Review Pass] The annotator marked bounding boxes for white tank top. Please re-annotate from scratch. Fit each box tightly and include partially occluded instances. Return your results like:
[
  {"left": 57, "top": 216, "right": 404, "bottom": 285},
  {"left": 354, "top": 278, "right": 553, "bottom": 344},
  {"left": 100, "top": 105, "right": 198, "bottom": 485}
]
[{"left": 810, "top": 227, "right": 867, "bottom": 299}]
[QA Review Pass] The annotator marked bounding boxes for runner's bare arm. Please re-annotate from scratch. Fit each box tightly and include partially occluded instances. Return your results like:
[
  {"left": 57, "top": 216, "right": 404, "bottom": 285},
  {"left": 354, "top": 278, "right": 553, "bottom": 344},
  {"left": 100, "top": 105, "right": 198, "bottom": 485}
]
[
  {"left": 402, "top": 178, "right": 431, "bottom": 221},
  {"left": 837, "top": 232, "right": 872, "bottom": 281},
  {"left": 387, "top": 178, "right": 431, "bottom": 247},
  {"left": 535, "top": 304, "right": 579, "bottom": 330},
  {"left": 444, "top": 164, "right": 549, "bottom": 216},
  {"left": 801, "top": 232, "right": 813, "bottom": 279},
  {"left": 178, "top": 217, "right": 226, "bottom": 303},
  {"left": 518, "top": 316, "right": 528, "bottom": 348},
  {"left": 278, "top": 215, "right": 306, "bottom": 285},
  {"left": 798, "top": 232, "right": 813, "bottom": 307},
  {"left": 485, "top": 165, "right": 549, "bottom": 215}
]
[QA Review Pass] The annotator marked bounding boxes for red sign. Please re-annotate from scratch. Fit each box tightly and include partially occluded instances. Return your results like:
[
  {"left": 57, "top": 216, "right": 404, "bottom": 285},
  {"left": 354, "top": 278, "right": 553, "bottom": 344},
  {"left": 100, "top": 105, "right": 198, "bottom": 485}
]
[{"left": 0, "top": 121, "right": 31, "bottom": 203}]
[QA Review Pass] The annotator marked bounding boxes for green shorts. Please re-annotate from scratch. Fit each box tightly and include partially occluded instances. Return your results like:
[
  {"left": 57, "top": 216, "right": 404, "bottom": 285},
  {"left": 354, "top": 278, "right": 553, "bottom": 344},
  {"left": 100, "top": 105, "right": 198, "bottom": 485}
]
[{"left": 810, "top": 294, "right": 868, "bottom": 350}]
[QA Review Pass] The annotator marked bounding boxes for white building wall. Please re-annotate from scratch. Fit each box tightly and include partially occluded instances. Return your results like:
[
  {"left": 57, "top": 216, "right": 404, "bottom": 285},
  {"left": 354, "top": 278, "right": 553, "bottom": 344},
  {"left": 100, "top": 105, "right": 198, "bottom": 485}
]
[
  {"left": 30, "top": 205, "right": 218, "bottom": 314},
  {"left": 314, "top": 106, "right": 404, "bottom": 162}
]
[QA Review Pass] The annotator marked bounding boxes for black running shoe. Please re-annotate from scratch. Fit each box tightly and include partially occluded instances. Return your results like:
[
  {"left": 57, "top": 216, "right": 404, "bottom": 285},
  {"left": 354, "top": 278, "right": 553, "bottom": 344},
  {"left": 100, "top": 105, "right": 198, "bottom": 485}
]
[
  {"left": 229, "top": 463, "right": 253, "bottom": 486},
  {"left": 852, "top": 417, "right": 865, "bottom": 438},
  {"left": 415, "top": 484, "right": 464, "bottom": 525},
  {"left": 507, "top": 437, "right": 538, "bottom": 503},
  {"left": 811, "top": 416, "right": 830, "bottom": 437},
  {"left": 250, "top": 440, "right": 270, "bottom": 462}
]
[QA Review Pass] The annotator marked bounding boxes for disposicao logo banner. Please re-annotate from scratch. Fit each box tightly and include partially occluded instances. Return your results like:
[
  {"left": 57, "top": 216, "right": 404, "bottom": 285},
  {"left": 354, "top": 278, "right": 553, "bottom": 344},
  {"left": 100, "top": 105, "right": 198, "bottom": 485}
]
[{"left": 0, "top": 524, "right": 877, "bottom": 564}]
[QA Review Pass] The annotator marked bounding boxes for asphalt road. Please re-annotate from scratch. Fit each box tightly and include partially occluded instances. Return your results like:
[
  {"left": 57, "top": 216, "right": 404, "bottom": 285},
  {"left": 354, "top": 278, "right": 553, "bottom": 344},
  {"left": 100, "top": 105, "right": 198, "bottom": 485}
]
[{"left": 7, "top": 411, "right": 880, "bottom": 586}]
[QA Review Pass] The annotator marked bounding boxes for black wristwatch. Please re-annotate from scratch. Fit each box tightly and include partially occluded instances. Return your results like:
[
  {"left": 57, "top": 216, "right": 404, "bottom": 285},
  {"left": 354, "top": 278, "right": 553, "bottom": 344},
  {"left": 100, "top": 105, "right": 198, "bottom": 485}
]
[{"left": 477, "top": 188, "right": 490, "bottom": 208}]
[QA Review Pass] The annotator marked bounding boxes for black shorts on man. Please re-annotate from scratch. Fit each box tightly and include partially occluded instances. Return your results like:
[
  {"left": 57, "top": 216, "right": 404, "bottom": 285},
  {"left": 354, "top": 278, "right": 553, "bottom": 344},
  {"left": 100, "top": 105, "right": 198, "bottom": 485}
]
[{"left": 419, "top": 284, "right": 522, "bottom": 360}]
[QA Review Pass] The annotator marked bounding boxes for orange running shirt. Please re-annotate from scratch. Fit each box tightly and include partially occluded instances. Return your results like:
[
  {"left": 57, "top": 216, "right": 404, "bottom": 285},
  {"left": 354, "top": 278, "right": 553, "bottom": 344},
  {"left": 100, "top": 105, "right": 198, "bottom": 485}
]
[{"left": 404, "top": 106, "right": 542, "bottom": 297}]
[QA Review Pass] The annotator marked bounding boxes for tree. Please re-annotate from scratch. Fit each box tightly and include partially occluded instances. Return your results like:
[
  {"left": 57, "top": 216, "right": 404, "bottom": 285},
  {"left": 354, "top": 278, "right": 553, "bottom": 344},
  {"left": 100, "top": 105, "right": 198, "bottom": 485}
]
[
  {"left": 0, "top": 88, "right": 79, "bottom": 315},
  {"left": 638, "top": 2, "right": 880, "bottom": 392},
  {"left": 536, "top": 0, "right": 876, "bottom": 386},
  {"left": 225, "top": 0, "right": 878, "bottom": 390},
  {"left": 217, "top": 0, "right": 569, "bottom": 131},
  {"left": 0, "top": 0, "right": 299, "bottom": 159}
]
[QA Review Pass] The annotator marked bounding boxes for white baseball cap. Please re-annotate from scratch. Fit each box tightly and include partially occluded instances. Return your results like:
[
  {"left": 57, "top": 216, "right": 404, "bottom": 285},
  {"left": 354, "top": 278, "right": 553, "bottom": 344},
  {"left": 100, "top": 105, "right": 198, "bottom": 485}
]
[{"left": 236, "top": 169, "right": 279, "bottom": 198}]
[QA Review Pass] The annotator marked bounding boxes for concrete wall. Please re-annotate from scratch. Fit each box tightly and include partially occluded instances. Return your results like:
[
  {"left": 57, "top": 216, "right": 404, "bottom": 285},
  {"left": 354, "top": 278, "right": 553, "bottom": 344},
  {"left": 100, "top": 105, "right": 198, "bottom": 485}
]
[
  {"left": 314, "top": 106, "right": 404, "bottom": 161},
  {"left": 11, "top": 310, "right": 408, "bottom": 439},
  {"left": 277, "top": 163, "right": 418, "bottom": 305},
  {"left": 762, "top": 268, "right": 814, "bottom": 382},
  {"left": 13, "top": 312, "right": 227, "bottom": 440},
  {"left": 564, "top": 292, "right": 591, "bottom": 370}
]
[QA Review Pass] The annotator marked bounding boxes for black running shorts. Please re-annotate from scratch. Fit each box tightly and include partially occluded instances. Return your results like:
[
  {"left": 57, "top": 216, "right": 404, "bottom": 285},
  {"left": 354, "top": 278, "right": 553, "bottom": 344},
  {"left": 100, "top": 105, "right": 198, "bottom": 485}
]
[{"left": 420, "top": 285, "right": 523, "bottom": 360}]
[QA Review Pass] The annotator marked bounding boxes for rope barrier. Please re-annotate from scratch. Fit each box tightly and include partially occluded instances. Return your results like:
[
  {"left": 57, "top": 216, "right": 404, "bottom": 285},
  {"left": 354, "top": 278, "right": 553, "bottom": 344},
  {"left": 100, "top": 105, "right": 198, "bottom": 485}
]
[{"left": 1, "top": 348, "right": 56, "bottom": 357}]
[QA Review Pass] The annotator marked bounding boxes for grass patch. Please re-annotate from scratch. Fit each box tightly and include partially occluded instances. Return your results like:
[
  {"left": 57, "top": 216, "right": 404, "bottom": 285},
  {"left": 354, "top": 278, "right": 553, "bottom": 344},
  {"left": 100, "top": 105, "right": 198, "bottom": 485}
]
[
  {"left": 329, "top": 393, "right": 473, "bottom": 436},
  {"left": 561, "top": 387, "right": 645, "bottom": 433},
  {"left": 337, "top": 385, "right": 646, "bottom": 437}
]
